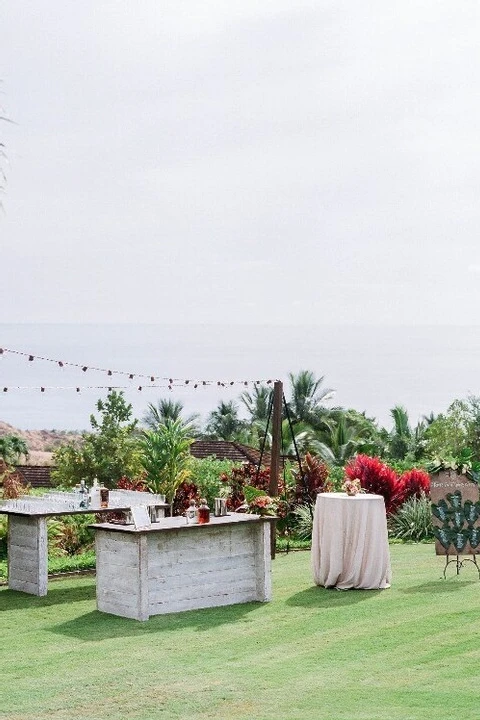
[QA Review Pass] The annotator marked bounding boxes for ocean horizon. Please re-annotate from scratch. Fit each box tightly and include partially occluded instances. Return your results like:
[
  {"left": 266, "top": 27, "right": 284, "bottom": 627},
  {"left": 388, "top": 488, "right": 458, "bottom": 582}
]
[{"left": 1, "top": 323, "right": 479, "bottom": 432}]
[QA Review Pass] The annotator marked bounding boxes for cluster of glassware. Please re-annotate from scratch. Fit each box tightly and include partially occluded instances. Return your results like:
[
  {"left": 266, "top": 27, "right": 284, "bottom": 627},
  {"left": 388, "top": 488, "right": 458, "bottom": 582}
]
[{"left": 0, "top": 485, "right": 168, "bottom": 515}]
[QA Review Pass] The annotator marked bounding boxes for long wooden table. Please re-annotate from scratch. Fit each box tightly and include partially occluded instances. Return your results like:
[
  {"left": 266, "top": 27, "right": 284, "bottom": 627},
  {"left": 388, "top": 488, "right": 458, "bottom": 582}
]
[
  {"left": 91, "top": 513, "right": 274, "bottom": 620},
  {"left": 1, "top": 491, "right": 168, "bottom": 596}
]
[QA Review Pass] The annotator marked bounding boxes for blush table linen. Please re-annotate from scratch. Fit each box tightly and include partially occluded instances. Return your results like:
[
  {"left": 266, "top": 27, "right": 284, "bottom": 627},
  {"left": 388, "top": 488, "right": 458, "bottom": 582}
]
[{"left": 311, "top": 492, "right": 391, "bottom": 590}]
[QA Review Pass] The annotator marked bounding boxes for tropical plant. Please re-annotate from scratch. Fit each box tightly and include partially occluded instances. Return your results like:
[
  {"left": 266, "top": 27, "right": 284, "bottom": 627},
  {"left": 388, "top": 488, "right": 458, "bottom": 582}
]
[
  {"left": 287, "top": 370, "right": 334, "bottom": 429},
  {"left": 188, "top": 457, "right": 234, "bottom": 509},
  {"left": 387, "top": 405, "right": 412, "bottom": 460},
  {"left": 240, "top": 385, "right": 273, "bottom": 448},
  {"left": 204, "top": 400, "right": 248, "bottom": 441},
  {"left": 0, "top": 435, "right": 28, "bottom": 465},
  {"left": 51, "top": 391, "right": 142, "bottom": 489},
  {"left": 423, "top": 397, "right": 480, "bottom": 462},
  {"left": 0, "top": 462, "right": 27, "bottom": 499},
  {"left": 345, "top": 454, "right": 401, "bottom": 515},
  {"left": 139, "top": 419, "right": 194, "bottom": 512},
  {"left": 293, "top": 452, "right": 330, "bottom": 507},
  {"left": 313, "top": 416, "right": 361, "bottom": 467},
  {"left": 243, "top": 485, "right": 277, "bottom": 516},
  {"left": 219, "top": 463, "right": 272, "bottom": 511},
  {"left": 389, "top": 493, "right": 433, "bottom": 542},
  {"left": 240, "top": 385, "right": 272, "bottom": 424},
  {"left": 398, "top": 468, "right": 431, "bottom": 502},
  {"left": 427, "top": 447, "right": 480, "bottom": 483},
  {"left": 142, "top": 399, "right": 199, "bottom": 435},
  {"left": 291, "top": 504, "right": 315, "bottom": 539},
  {"left": 47, "top": 515, "right": 95, "bottom": 556}
]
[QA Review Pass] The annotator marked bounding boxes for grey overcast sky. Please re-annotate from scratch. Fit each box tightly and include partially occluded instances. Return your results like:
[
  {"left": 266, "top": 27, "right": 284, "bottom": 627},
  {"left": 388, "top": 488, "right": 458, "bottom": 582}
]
[{"left": 1, "top": 1, "right": 480, "bottom": 326}]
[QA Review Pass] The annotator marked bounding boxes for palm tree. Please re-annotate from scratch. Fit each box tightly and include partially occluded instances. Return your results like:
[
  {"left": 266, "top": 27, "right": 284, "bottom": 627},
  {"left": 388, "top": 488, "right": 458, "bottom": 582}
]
[
  {"left": 240, "top": 385, "right": 273, "bottom": 449},
  {"left": 240, "top": 385, "right": 272, "bottom": 424},
  {"left": 287, "top": 370, "right": 334, "bottom": 430},
  {"left": 388, "top": 405, "right": 412, "bottom": 460},
  {"left": 143, "top": 399, "right": 199, "bottom": 435},
  {"left": 313, "top": 416, "right": 360, "bottom": 467},
  {"left": 204, "top": 400, "right": 247, "bottom": 442}
]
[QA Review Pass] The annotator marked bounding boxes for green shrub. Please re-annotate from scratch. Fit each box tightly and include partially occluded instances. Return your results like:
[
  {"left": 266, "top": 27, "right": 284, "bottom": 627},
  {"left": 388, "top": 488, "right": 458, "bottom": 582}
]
[
  {"left": 47, "top": 515, "right": 95, "bottom": 557},
  {"left": 389, "top": 492, "right": 433, "bottom": 542},
  {"left": 326, "top": 465, "right": 345, "bottom": 491},
  {"left": 189, "top": 457, "right": 235, "bottom": 509}
]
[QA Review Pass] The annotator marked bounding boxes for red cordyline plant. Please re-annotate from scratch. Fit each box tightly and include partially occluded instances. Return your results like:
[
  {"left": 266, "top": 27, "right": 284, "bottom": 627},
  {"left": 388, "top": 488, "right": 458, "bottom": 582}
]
[
  {"left": 294, "top": 453, "right": 331, "bottom": 506},
  {"left": 172, "top": 481, "right": 199, "bottom": 515},
  {"left": 220, "top": 463, "right": 274, "bottom": 511},
  {"left": 397, "top": 469, "right": 430, "bottom": 503},
  {"left": 345, "top": 454, "right": 401, "bottom": 515},
  {"left": 116, "top": 475, "right": 148, "bottom": 492}
]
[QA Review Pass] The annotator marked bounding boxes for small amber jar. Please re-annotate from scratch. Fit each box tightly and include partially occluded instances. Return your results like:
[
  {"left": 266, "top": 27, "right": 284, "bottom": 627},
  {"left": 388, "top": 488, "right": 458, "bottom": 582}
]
[
  {"left": 100, "top": 486, "right": 109, "bottom": 508},
  {"left": 198, "top": 498, "right": 210, "bottom": 524}
]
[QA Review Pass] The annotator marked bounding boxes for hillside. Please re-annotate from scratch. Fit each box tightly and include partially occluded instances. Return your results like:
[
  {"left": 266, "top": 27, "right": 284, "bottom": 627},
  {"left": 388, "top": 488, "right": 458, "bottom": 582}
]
[{"left": 0, "top": 421, "right": 82, "bottom": 464}]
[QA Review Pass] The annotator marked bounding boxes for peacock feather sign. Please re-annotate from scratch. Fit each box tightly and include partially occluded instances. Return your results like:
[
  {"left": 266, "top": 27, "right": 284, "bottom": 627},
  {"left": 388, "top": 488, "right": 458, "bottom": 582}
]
[{"left": 431, "top": 470, "right": 480, "bottom": 556}]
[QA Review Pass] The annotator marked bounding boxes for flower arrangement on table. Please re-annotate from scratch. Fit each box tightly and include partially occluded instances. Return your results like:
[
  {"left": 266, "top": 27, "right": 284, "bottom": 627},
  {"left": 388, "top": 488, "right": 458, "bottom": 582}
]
[
  {"left": 243, "top": 485, "right": 278, "bottom": 516},
  {"left": 342, "top": 478, "right": 362, "bottom": 497}
]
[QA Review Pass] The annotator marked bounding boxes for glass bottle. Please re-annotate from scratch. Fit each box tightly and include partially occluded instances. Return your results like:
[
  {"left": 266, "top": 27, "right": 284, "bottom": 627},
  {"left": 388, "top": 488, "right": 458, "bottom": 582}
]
[
  {"left": 79, "top": 480, "right": 89, "bottom": 509},
  {"left": 198, "top": 498, "right": 210, "bottom": 524},
  {"left": 100, "top": 485, "right": 109, "bottom": 508},
  {"left": 185, "top": 499, "right": 199, "bottom": 525}
]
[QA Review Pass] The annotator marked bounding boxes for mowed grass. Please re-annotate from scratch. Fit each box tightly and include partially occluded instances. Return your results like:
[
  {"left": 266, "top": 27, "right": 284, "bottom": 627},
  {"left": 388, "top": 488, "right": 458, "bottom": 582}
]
[{"left": 1, "top": 545, "right": 479, "bottom": 720}]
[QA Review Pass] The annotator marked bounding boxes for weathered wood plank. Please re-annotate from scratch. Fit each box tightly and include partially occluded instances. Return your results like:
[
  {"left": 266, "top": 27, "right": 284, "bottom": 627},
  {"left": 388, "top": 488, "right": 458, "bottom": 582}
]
[
  {"left": 147, "top": 549, "right": 255, "bottom": 576},
  {"left": 148, "top": 565, "right": 255, "bottom": 592},
  {"left": 149, "top": 589, "right": 260, "bottom": 615},
  {"left": 7, "top": 578, "right": 42, "bottom": 595},
  {"left": 148, "top": 579, "right": 257, "bottom": 605}
]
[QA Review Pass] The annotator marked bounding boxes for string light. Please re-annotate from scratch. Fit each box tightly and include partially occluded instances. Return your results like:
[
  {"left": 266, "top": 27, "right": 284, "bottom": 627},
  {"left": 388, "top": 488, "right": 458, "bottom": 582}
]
[{"left": 0, "top": 347, "right": 278, "bottom": 389}]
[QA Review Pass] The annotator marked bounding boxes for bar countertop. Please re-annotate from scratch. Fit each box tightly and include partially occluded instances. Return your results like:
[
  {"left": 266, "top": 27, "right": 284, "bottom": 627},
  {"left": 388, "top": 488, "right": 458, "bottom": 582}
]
[{"left": 90, "top": 512, "right": 276, "bottom": 533}]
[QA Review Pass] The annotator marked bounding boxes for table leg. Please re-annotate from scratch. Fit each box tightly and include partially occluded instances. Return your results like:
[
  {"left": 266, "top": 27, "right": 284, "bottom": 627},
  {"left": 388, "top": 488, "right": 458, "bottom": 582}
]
[{"left": 8, "top": 516, "right": 48, "bottom": 596}]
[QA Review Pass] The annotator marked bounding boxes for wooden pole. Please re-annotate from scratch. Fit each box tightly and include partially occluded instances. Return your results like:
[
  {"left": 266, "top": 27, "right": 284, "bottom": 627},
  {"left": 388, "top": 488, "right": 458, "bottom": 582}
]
[
  {"left": 269, "top": 380, "right": 283, "bottom": 496},
  {"left": 269, "top": 380, "right": 283, "bottom": 559}
]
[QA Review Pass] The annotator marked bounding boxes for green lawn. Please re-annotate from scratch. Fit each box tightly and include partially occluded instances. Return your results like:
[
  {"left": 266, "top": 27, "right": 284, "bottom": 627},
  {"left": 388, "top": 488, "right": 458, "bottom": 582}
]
[{"left": 1, "top": 545, "right": 479, "bottom": 720}]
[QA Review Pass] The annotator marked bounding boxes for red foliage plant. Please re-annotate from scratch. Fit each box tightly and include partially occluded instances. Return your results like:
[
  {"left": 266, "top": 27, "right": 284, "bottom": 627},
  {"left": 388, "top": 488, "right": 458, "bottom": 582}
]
[
  {"left": 172, "top": 481, "right": 199, "bottom": 516},
  {"left": 116, "top": 475, "right": 148, "bottom": 493},
  {"left": 294, "top": 453, "right": 331, "bottom": 505},
  {"left": 1, "top": 463, "right": 28, "bottom": 500},
  {"left": 220, "top": 463, "right": 273, "bottom": 511},
  {"left": 345, "top": 454, "right": 401, "bottom": 515},
  {"left": 398, "top": 469, "right": 430, "bottom": 503}
]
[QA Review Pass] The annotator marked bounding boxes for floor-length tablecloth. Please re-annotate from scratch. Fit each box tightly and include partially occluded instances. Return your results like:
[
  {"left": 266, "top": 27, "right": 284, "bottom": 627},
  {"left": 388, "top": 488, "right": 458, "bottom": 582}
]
[{"left": 311, "top": 492, "right": 391, "bottom": 589}]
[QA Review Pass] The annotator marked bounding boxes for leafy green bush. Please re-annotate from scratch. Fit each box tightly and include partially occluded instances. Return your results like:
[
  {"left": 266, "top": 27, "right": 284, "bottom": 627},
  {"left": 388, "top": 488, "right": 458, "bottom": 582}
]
[
  {"left": 389, "top": 492, "right": 433, "bottom": 542},
  {"left": 48, "top": 551, "right": 96, "bottom": 574},
  {"left": 189, "top": 457, "right": 235, "bottom": 509},
  {"left": 326, "top": 465, "right": 345, "bottom": 491},
  {"left": 47, "top": 515, "right": 95, "bottom": 557}
]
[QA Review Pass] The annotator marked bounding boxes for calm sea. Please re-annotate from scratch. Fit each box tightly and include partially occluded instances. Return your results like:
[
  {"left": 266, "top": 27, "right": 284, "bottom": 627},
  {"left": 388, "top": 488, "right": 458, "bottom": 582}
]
[{"left": 0, "top": 323, "right": 479, "bottom": 431}]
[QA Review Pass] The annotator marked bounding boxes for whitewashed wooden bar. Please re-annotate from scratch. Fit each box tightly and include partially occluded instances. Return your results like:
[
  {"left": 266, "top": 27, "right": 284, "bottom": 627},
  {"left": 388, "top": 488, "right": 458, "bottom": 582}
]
[
  {"left": 8, "top": 515, "right": 48, "bottom": 596},
  {"left": 92, "top": 514, "right": 273, "bottom": 621},
  {"left": 0, "top": 492, "right": 168, "bottom": 596}
]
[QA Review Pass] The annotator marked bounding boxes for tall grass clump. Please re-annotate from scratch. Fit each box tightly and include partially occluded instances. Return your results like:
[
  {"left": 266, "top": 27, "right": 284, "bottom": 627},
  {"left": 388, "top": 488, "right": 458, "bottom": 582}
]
[{"left": 389, "top": 492, "right": 433, "bottom": 542}]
